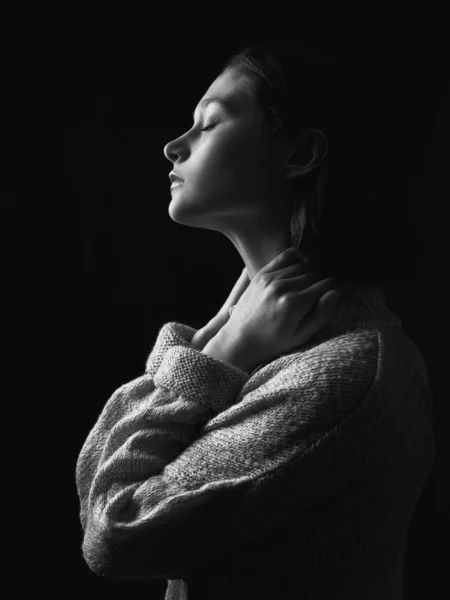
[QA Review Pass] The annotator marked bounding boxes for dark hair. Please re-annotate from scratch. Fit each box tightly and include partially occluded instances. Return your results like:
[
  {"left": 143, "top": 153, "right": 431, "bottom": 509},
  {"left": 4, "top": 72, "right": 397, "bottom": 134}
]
[{"left": 220, "top": 43, "right": 423, "bottom": 287}]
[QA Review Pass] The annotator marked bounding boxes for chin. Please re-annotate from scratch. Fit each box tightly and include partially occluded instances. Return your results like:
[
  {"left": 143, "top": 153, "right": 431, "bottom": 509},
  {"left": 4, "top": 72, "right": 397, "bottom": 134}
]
[{"left": 168, "top": 195, "right": 206, "bottom": 226}]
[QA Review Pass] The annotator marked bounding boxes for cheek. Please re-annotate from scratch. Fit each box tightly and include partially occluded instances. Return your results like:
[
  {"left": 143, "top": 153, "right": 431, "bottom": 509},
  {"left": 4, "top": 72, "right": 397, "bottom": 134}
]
[{"left": 204, "top": 129, "right": 269, "bottom": 185}]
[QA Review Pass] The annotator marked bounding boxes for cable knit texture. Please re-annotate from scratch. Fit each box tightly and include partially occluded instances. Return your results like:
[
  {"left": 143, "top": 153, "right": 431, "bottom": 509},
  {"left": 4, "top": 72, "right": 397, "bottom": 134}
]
[{"left": 75, "top": 283, "right": 435, "bottom": 600}]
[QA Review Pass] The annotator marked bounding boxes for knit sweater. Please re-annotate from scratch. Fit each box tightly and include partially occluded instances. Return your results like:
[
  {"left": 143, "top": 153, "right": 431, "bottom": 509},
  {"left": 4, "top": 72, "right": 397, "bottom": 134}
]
[{"left": 75, "top": 283, "right": 435, "bottom": 600}]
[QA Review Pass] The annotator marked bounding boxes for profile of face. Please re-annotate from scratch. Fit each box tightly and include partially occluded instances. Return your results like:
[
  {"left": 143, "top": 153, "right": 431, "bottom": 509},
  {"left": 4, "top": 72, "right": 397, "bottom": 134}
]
[
  {"left": 163, "top": 65, "right": 329, "bottom": 279},
  {"left": 163, "top": 67, "right": 296, "bottom": 235}
]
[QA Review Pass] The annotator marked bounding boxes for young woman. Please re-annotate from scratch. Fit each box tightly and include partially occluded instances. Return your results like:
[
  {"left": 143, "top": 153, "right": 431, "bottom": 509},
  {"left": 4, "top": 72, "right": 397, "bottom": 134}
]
[{"left": 76, "top": 44, "right": 435, "bottom": 600}]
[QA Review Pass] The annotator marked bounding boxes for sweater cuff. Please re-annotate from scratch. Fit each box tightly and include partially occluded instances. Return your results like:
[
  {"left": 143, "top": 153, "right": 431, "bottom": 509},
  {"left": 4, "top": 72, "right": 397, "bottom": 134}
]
[
  {"left": 154, "top": 345, "right": 250, "bottom": 413},
  {"left": 144, "top": 322, "right": 197, "bottom": 378}
]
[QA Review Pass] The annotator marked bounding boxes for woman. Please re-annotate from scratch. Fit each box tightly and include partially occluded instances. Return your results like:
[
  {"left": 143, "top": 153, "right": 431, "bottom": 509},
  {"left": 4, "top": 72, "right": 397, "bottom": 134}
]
[{"left": 76, "top": 44, "right": 435, "bottom": 599}]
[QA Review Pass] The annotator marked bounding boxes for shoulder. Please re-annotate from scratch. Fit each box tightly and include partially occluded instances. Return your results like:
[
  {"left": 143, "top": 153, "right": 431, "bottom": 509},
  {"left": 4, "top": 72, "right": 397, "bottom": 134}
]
[
  {"left": 246, "top": 326, "right": 427, "bottom": 416},
  {"left": 257, "top": 328, "right": 382, "bottom": 419},
  {"left": 281, "top": 325, "right": 427, "bottom": 409},
  {"left": 292, "top": 327, "right": 380, "bottom": 387}
]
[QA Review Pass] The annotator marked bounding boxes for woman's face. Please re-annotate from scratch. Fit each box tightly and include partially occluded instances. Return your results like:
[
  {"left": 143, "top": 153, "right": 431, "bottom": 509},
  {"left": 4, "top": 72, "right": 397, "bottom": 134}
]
[{"left": 163, "top": 67, "right": 288, "bottom": 231}]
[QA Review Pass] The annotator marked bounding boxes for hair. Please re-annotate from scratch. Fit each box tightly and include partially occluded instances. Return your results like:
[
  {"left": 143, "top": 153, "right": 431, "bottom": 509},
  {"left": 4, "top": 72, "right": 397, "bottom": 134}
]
[{"left": 220, "top": 42, "right": 423, "bottom": 287}]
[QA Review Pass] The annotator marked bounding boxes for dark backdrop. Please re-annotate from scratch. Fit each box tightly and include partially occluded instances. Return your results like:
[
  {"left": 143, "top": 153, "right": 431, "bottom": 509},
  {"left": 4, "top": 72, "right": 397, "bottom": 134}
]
[{"left": 63, "top": 38, "right": 448, "bottom": 599}]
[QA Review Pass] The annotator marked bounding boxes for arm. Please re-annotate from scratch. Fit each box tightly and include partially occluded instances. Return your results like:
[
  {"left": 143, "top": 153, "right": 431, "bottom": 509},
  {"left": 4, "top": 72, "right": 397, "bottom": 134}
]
[
  {"left": 76, "top": 328, "right": 378, "bottom": 581},
  {"left": 202, "top": 327, "right": 254, "bottom": 374},
  {"left": 190, "top": 316, "right": 224, "bottom": 352}
]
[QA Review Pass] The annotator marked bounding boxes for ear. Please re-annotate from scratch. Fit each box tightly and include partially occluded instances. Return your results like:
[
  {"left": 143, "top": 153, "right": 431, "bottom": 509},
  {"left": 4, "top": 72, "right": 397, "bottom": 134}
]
[{"left": 284, "top": 129, "right": 329, "bottom": 180}]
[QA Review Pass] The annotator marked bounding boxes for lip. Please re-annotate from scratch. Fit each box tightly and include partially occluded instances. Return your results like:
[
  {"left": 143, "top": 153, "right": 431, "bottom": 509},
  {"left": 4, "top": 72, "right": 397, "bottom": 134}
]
[
  {"left": 170, "top": 180, "right": 184, "bottom": 190},
  {"left": 169, "top": 171, "right": 184, "bottom": 184}
]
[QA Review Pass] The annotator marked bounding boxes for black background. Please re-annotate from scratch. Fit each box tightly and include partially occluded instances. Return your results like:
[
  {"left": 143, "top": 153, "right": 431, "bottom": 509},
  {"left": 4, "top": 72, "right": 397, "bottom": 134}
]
[{"left": 61, "top": 35, "right": 448, "bottom": 599}]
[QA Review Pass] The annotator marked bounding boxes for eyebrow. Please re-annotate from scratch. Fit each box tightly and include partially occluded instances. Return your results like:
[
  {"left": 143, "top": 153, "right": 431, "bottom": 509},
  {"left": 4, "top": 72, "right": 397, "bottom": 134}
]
[{"left": 192, "top": 97, "right": 230, "bottom": 119}]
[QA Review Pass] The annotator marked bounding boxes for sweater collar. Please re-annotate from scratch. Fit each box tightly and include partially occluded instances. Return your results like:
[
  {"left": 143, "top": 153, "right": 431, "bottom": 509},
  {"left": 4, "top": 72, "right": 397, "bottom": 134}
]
[{"left": 327, "top": 282, "right": 402, "bottom": 332}]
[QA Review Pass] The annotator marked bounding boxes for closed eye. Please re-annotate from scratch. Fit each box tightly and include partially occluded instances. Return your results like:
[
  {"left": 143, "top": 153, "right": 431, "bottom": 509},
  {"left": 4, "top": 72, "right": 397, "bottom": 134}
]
[{"left": 201, "top": 124, "right": 216, "bottom": 132}]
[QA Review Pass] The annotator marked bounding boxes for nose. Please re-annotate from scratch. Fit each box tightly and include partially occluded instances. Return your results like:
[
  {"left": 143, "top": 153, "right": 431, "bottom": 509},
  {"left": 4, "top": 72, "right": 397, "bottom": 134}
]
[
  {"left": 164, "top": 137, "right": 182, "bottom": 163},
  {"left": 163, "top": 140, "right": 174, "bottom": 161}
]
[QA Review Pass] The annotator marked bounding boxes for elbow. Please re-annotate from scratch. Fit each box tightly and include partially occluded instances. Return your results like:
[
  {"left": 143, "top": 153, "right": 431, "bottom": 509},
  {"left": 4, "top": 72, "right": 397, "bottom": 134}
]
[
  {"left": 82, "top": 529, "right": 117, "bottom": 579},
  {"left": 81, "top": 527, "right": 155, "bottom": 581},
  {"left": 81, "top": 519, "right": 188, "bottom": 581}
]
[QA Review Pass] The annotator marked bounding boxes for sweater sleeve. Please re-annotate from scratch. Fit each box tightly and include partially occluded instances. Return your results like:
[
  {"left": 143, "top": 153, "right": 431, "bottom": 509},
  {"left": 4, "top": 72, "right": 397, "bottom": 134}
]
[
  {"left": 144, "top": 321, "right": 199, "bottom": 379},
  {"left": 75, "top": 320, "right": 198, "bottom": 528},
  {"left": 76, "top": 323, "right": 379, "bottom": 582}
]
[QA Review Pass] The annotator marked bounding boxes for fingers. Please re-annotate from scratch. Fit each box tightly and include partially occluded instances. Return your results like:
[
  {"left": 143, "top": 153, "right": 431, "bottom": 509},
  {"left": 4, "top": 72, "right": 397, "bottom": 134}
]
[
  {"left": 275, "top": 266, "right": 319, "bottom": 284},
  {"left": 240, "top": 266, "right": 250, "bottom": 281},
  {"left": 236, "top": 267, "right": 251, "bottom": 290},
  {"left": 225, "top": 267, "right": 251, "bottom": 306},
  {"left": 259, "top": 246, "right": 302, "bottom": 275},
  {"left": 288, "top": 276, "right": 337, "bottom": 316},
  {"left": 309, "top": 288, "right": 341, "bottom": 325},
  {"left": 302, "top": 276, "right": 336, "bottom": 297},
  {"left": 294, "top": 288, "right": 341, "bottom": 341}
]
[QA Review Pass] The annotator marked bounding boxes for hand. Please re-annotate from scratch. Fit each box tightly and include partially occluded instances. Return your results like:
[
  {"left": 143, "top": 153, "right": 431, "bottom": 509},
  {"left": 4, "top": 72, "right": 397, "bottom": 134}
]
[
  {"left": 218, "top": 247, "right": 341, "bottom": 370},
  {"left": 191, "top": 266, "right": 250, "bottom": 350}
]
